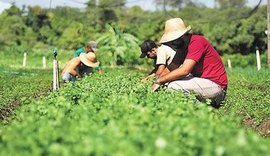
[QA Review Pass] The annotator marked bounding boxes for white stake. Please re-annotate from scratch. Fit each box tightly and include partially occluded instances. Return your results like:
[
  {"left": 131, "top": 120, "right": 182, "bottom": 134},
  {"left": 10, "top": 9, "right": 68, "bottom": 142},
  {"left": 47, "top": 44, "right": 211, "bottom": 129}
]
[
  {"left": 256, "top": 49, "right": 261, "bottom": 71},
  {"left": 227, "top": 59, "right": 231, "bottom": 69},
  {"left": 23, "top": 52, "right": 27, "bottom": 67},
  {"left": 43, "top": 56, "right": 46, "bottom": 69},
  {"left": 53, "top": 59, "right": 58, "bottom": 91}
]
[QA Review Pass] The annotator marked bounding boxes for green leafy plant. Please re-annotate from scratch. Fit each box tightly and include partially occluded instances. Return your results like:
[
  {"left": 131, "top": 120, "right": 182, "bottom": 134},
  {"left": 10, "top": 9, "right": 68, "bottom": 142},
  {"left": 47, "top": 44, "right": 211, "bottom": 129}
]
[{"left": 97, "top": 24, "right": 140, "bottom": 66}]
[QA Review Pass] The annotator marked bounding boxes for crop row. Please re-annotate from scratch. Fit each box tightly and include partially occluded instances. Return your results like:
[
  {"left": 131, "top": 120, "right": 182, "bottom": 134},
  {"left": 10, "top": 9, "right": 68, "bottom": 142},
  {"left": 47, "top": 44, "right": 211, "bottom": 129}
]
[{"left": 0, "top": 68, "right": 269, "bottom": 156}]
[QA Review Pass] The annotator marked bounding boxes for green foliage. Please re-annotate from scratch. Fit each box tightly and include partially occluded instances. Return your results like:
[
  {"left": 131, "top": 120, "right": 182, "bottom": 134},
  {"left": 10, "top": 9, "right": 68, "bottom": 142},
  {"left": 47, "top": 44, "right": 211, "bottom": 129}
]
[
  {"left": 58, "top": 23, "right": 85, "bottom": 50},
  {"left": 0, "top": 2, "right": 267, "bottom": 56},
  {"left": 0, "top": 68, "right": 269, "bottom": 155},
  {"left": 224, "top": 67, "right": 270, "bottom": 122},
  {"left": 154, "top": 0, "right": 191, "bottom": 10},
  {"left": 97, "top": 24, "right": 140, "bottom": 66},
  {"left": 0, "top": 67, "right": 51, "bottom": 109},
  {"left": 0, "top": 46, "right": 73, "bottom": 69},
  {"left": 216, "top": 0, "right": 247, "bottom": 9},
  {"left": 0, "top": 11, "right": 27, "bottom": 46},
  {"left": 222, "top": 52, "right": 268, "bottom": 68},
  {"left": 4, "top": 4, "right": 22, "bottom": 16}
]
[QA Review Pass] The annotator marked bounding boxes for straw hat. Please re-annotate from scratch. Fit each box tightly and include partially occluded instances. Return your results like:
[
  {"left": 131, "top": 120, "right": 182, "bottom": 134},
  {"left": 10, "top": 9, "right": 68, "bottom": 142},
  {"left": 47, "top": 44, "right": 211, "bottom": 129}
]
[
  {"left": 79, "top": 53, "right": 100, "bottom": 67},
  {"left": 159, "top": 18, "right": 191, "bottom": 43}
]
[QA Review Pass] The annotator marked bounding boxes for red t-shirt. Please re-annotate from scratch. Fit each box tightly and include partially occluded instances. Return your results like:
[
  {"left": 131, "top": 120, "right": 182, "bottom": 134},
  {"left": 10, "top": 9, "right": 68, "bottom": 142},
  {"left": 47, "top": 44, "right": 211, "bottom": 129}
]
[{"left": 186, "top": 35, "right": 228, "bottom": 89}]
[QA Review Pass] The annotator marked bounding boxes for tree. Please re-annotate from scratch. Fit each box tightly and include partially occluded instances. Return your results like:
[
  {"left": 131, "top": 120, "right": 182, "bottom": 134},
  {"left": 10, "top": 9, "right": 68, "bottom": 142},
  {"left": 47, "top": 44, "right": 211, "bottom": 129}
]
[
  {"left": 58, "top": 23, "right": 85, "bottom": 50},
  {"left": 154, "top": 0, "right": 192, "bottom": 10},
  {"left": 86, "top": 0, "right": 126, "bottom": 30},
  {"left": 268, "top": 0, "right": 270, "bottom": 68},
  {"left": 97, "top": 24, "right": 139, "bottom": 66},
  {"left": 0, "top": 5, "right": 26, "bottom": 46},
  {"left": 216, "top": 0, "right": 247, "bottom": 9},
  {"left": 5, "top": 3, "right": 22, "bottom": 16}
]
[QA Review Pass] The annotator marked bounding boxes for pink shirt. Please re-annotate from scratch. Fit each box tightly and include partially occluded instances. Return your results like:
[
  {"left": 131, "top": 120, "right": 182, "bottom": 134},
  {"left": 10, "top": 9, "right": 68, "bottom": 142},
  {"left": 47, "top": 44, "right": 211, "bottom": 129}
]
[{"left": 186, "top": 35, "right": 228, "bottom": 89}]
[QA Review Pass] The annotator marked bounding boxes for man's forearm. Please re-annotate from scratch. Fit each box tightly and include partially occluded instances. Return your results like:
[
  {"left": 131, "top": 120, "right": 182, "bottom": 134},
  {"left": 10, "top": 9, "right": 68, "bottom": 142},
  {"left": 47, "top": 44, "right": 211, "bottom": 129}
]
[
  {"left": 158, "top": 67, "right": 188, "bottom": 84},
  {"left": 155, "top": 64, "right": 166, "bottom": 77},
  {"left": 68, "top": 69, "right": 77, "bottom": 76}
]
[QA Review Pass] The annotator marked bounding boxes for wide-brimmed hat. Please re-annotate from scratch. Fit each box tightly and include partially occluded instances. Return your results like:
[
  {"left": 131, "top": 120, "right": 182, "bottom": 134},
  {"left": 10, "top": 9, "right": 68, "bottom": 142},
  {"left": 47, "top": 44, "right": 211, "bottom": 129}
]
[
  {"left": 87, "top": 41, "right": 97, "bottom": 52},
  {"left": 79, "top": 53, "right": 100, "bottom": 67},
  {"left": 159, "top": 18, "right": 191, "bottom": 43}
]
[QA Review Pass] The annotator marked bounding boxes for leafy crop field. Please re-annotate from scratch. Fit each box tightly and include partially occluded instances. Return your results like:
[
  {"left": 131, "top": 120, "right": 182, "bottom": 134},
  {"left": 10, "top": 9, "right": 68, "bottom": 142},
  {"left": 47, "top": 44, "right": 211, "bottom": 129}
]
[
  {"left": 0, "top": 66, "right": 52, "bottom": 119},
  {"left": 0, "top": 68, "right": 269, "bottom": 156}
]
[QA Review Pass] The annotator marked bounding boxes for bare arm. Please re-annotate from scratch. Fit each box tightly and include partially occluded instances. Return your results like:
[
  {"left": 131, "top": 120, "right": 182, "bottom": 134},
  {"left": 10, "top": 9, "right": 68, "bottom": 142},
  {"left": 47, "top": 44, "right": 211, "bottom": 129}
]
[
  {"left": 67, "top": 58, "right": 81, "bottom": 76},
  {"left": 158, "top": 59, "right": 196, "bottom": 83},
  {"left": 151, "top": 59, "right": 196, "bottom": 91},
  {"left": 159, "top": 67, "right": 170, "bottom": 77},
  {"left": 62, "top": 60, "right": 72, "bottom": 76},
  {"left": 155, "top": 64, "right": 166, "bottom": 78}
]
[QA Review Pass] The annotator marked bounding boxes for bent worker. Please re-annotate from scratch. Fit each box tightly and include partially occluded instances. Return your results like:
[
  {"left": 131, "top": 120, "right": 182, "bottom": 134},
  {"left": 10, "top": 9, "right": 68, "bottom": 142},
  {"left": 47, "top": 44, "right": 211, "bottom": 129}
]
[
  {"left": 62, "top": 52, "right": 101, "bottom": 82},
  {"left": 139, "top": 40, "right": 158, "bottom": 80},
  {"left": 152, "top": 18, "right": 228, "bottom": 107},
  {"left": 73, "top": 40, "right": 103, "bottom": 75},
  {"left": 139, "top": 39, "right": 184, "bottom": 80}
]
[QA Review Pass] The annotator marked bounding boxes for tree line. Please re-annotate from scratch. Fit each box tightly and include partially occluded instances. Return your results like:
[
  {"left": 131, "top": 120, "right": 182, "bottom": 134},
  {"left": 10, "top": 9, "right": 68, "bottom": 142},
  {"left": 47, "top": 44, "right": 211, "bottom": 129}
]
[{"left": 0, "top": 0, "right": 267, "bottom": 57}]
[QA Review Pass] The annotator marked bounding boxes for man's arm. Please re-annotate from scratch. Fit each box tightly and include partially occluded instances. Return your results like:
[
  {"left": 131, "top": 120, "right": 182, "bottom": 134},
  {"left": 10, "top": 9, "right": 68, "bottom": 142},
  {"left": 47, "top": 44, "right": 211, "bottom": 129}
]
[
  {"left": 159, "top": 67, "right": 170, "bottom": 77},
  {"left": 61, "top": 60, "right": 72, "bottom": 76},
  {"left": 152, "top": 59, "right": 196, "bottom": 91},
  {"left": 155, "top": 64, "right": 166, "bottom": 78},
  {"left": 159, "top": 59, "right": 196, "bottom": 83},
  {"left": 67, "top": 59, "right": 81, "bottom": 77}
]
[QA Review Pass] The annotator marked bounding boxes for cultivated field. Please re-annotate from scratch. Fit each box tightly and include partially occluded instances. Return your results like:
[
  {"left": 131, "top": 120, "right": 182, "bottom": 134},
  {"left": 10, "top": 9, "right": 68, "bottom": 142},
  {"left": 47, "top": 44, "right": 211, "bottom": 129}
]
[{"left": 0, "top": 50, "right": 269, "bottom": 155}]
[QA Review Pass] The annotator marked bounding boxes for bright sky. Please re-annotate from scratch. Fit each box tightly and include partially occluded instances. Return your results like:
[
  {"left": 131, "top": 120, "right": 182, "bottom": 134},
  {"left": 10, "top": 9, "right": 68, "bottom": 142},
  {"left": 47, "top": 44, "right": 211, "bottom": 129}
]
[{"left": 0, "top": 0, "right": 267, "bottom": 11}]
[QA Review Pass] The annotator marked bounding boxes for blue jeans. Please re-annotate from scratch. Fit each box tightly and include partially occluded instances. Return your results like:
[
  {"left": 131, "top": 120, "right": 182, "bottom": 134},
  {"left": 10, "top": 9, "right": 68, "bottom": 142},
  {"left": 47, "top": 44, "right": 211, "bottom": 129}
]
[{"left": 62, "top": 72, "right": 76, "bottom": 82}]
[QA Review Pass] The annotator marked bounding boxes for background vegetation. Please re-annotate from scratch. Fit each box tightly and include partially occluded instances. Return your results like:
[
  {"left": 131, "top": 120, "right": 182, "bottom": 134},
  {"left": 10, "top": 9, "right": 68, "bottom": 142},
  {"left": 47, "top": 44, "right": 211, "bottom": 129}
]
[{"left": 0, "top": 0, "right": 267, "bottom": 67}]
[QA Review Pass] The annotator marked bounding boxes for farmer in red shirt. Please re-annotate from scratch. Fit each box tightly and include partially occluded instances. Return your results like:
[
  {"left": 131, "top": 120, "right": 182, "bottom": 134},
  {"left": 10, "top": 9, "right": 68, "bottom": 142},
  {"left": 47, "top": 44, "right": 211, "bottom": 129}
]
[{"left": 152, "top": 18, "right": 228, "bottom": 107}]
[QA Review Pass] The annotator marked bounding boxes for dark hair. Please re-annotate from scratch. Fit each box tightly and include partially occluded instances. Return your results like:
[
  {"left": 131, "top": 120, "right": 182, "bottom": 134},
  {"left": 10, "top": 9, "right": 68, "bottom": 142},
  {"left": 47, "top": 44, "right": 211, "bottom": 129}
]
[{"left": 162, "top": 34, "right": 192, "bottom": 69}]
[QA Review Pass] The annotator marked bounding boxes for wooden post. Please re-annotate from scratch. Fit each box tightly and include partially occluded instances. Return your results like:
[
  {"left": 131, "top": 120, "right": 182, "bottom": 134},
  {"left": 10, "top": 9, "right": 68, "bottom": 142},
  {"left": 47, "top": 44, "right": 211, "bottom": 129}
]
[
  {"left": 42, "top": 56, "right": 46, "bottom": 69},
  {"left": 23, "top": 52, "right": 27, "bottom": 67},
  {"left": 267, "top": 0, "right": 270, "bottom": 68},
  {"left": 256, "top": 49, "right": 261, "bottom": 71},
  {"left": 53, "top": 59, "right": 59, "bottom": 91},
  {"left": 227, "top": 59, "right": 232, "bottom": 69}
]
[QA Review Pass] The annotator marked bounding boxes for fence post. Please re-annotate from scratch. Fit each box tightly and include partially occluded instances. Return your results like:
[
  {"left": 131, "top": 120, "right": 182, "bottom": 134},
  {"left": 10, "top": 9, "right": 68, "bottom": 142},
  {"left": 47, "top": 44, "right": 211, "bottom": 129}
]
[
  {"left": 256, "top": 49, "right": 261, "bottom": 71},
  {"left": 43, "top": 56, "right": 46, "bottom": 69},
  {"left": 23, "top": 52, "right": 27, "bottom": 67},
  {"left": 227, "top": 59, "right": 232, "bottom": 69}
]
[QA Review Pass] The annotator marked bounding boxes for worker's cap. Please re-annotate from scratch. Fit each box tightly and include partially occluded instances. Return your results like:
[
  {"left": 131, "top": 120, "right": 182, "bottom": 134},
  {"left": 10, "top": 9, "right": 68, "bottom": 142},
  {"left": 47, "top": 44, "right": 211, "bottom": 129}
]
[
  {"left": 87, "top": 41, "right": 98, "bottom": 52},
  {"left": 139, "top": 40, "right": 157, "bottom": 58}
]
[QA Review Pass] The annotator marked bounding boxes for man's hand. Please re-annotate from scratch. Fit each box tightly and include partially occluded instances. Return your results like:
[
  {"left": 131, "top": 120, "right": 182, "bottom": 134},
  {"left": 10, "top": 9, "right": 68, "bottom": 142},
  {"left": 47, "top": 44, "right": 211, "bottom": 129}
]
[
  {"left": 151, "top": 83, "right": 161, "bottom": 92},
  {"left": 141, "top": 73, "right": 155, "bottom": 81},
  {"left": 151, "top": 77, "right": 161, "bottom": 92},
  {"left": 98, "top": 69, "right": 103, "bottom": 74}
]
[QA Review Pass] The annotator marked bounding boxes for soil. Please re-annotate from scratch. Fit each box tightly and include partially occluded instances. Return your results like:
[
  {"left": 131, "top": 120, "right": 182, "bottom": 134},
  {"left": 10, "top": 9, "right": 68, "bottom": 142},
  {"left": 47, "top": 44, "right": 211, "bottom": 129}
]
[
  {"left": 0, "top": 100, "right": 21, "bottom": 120},
  {"left": 0, "top": 87, "right": 51, "bottom": 121},
  {"left": 257, "top": 119, "right": 270, "bottom": 137},
  {"left": 241, "top": 111, "right": 270, "bottom": 137}
]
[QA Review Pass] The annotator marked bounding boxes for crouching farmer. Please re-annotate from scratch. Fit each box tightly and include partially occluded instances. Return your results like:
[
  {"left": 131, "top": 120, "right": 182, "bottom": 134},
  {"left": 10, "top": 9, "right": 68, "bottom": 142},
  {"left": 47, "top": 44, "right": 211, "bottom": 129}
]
[
  {"left": 152, "top": 18, "right": 228, "bottom": 107},
  {"left": 62, "top": 53, "right": 100, "bottom": 82}
]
